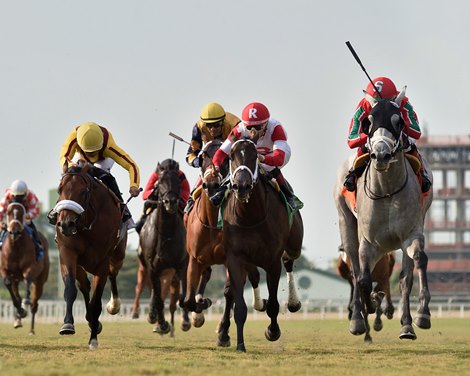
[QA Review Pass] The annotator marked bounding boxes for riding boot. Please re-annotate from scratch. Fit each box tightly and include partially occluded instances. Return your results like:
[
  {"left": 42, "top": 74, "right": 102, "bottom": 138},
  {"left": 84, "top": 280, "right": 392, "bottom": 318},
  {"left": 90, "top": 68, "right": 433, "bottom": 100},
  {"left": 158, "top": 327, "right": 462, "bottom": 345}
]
[
  {"left": 184, "top": 195, "right": 195, "bottom": 214},
  {"left": 29, "top": 222, "right": 44, "bottom": 262},
  {"left": 420, "top": 168, "right": 432, "bottom": 193},
  {"left": 134, "top": 212, "right": 148, "bottom": 234},
  {"left": 343, "top": 164, "right": 367, "bottom": 192},
  {"left": 279, "top": 182, "right": 296, "bottom": 209},
  {"left": 272, "top": 169, "right": 296, "bottom": 209},
  {"left": 407, "top": 145, "right": 432, "bottom": 193}
]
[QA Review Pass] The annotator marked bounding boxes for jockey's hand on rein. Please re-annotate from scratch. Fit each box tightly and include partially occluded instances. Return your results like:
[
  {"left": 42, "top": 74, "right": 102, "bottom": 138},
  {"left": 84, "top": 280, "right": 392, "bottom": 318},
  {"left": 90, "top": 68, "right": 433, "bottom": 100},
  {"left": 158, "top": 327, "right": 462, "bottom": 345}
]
[
  {"left": 129, "top": 186, "right": 141, "bottom": 197},
  {"left": 258, "top": 153, "right": 265, "bottom": 163}
]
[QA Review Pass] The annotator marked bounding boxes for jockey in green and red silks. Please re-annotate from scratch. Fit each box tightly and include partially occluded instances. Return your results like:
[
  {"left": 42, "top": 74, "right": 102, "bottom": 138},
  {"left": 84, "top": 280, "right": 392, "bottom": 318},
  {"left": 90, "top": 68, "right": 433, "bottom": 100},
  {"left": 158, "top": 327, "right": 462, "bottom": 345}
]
[{"left": 344, "top": 76, "right": 431, "bottom": 193}]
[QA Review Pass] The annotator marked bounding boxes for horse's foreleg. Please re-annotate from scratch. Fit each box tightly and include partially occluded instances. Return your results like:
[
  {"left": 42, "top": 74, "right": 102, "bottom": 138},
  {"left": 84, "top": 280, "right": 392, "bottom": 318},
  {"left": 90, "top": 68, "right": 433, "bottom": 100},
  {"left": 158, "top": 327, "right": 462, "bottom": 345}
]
[
  {"left": 88, "top": 273, "right": 107, "bottom": 350},
  {"left": 409, "top": 239, "right": 431, "bottom": 330},
  {"left": 131, "top": 260, "right": 148, "bottom": 319},
  {"left": 246, "top": 264, "right": 266, "bottom": 312},
  {"left": 216, "top": 274, "right": 233, "bottom": 347},
  {"left": 106, "top": 273, "right": 121, "bottom": 315},
  {"left": 59, "top": 262, "right": 78, "bottom": 336},
  {"left": 398, "top": 252, "right": 416, "bottom": 340},
  {"left": 184, "top": 257, "right": 207, "bottom": 313},
  {"left": 264, "top": 259, "right": 282, "bottom": 343},
  {"left": 29, "top": 283, "right": 42, "bottom": 336},
  {"left": 227, "top": 253, "right": 248, "bottom": 352},
  {"left": 282, "top": 253, "right": 301, "bottom": 313},
  {"left": 149, "top": 268, "right": 169, "bottom": 334}
]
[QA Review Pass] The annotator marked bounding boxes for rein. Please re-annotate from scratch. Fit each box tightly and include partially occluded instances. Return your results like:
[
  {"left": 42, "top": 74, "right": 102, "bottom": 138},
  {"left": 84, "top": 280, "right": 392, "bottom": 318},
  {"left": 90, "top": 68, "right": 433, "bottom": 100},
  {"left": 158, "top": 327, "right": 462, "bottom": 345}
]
[{"left": 363, "top": 148, "right": 409, "bottom": 200}]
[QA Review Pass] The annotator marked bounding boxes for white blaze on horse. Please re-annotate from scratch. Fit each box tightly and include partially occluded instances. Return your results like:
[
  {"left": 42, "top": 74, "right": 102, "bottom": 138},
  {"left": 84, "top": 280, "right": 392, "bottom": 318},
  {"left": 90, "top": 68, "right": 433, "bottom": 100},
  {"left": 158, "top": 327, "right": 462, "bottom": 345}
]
[{"left": 334, "top": 88, "right": 433, "bottom": 341}]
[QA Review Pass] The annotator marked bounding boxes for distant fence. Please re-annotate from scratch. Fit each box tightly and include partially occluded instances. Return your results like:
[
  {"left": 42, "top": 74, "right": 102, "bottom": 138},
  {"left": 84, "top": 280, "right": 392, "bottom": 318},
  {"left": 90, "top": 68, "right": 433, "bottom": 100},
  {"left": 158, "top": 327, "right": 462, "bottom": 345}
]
[{"left": 1, "top": 298, "right": 469, "bottom": 323}]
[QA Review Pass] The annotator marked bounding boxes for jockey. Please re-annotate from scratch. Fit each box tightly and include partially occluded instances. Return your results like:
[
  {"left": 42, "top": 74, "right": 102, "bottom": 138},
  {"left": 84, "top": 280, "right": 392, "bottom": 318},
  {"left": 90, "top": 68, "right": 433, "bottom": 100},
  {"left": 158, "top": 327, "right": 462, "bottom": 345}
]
[
  {"left": 184, "top": 102, "right": 241, "bottom": 212},
  {"left": 344, "top": 76, "right": 432, "bottom": 193},
  {"left": 135, "top": 159, "right": 190, "bottom": 233},
  {"left": 53, "top": 122, "right": 141, "bottom": 226},
  {"left": 0, "top": 180, "right": 44, "bottom": 261},
  {"left": 211, "top": 102, "right": 296, "bottom": 209}
]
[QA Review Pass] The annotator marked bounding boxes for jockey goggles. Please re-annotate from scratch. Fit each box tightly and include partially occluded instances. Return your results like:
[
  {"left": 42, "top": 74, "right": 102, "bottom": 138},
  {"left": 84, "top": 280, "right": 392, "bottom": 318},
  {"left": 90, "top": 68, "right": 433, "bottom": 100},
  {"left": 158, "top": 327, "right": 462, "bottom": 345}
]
[{"left": 245, "top": 125, "right": 264, "bottom": 131}]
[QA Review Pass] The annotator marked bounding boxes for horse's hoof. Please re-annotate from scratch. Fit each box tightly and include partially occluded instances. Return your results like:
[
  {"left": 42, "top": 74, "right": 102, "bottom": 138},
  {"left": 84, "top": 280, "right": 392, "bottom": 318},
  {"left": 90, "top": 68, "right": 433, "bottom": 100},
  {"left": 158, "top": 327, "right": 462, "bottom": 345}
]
[
  {"left": 153, "top": 321, "right": 171, "bottom": 335},
  {"left": 364, "top": 334, "right": 373, "bottom": 343},
  {"left": 181, "top": 320, "right": 191, "bottom": 332},
  {"left": 13, "top": 319, "right": 22, "bottom": 329},
  {"left": 265, "top": 324, "right": 281, "bottom": 342},
  {"left": 131, "top": 311, "right": 139, "bottom": 319},
  {"left": 89, "top": 339, "right": 98, "bottom": 350},
  {"left": 59, "top": 323, "right": 75, "bottom": 335},
  {"left": 414, "top": 314, "right": 431, "bottom": 330},
  {"left": 236, "top": 343, "right": 246, "bottom": 353},
  {"left": 106, "top": 298, "right": 121, "bottom": 315},
  {"left": 349, "top": 319, "right": 366, "bottom": 336},
  {"left": 253, "top": 298, "right": 267, "bottom": 312},
  {"left": 399, "top": 325, "right": 417, "bottom": 340},
  {"left": 287, "top": 301, "right": 301, "bottom": 313},
  {"left": 191, "top": 312, "right": 205, "bottom": 328},
  {"left": 373, "top": 319, "right": 383, "bottom": 332},
  {"left": 29, "top": 330, "right": 35, "bottom": 336},
  {"left": 217, "top": 336, "right": 231, "bottom": 347}
]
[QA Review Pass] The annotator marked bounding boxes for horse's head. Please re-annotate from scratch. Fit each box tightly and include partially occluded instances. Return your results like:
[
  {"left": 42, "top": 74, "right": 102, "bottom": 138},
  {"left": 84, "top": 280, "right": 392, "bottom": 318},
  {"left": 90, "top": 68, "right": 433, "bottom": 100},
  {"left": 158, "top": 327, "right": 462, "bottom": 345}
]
[
  {"left": 229, "top": 138, "right": 259, "bottom": 203},
  {"left": 365, "top": 89, "right": 406, "bottom": 171},
  {"left": 155, "top": 160, "right": 181, "bottom": 214},
  {"left": 55, "top": 165, "right": 92, "bottom": 236},
  {"left": 6, "top": 202, "right": 26, "bottom": 241},
  {"left": 200, "top": 140, "right": 228, "bottom": 198}
]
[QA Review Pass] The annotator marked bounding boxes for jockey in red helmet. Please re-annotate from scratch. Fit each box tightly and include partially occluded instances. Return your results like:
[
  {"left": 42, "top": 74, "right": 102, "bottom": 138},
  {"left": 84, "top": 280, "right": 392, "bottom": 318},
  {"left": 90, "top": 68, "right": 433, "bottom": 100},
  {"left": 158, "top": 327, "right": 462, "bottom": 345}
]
[
  {"left": 344, "top": 77, "right": 431, "bottom": 193},
  {"left": 212, "top": 102, "right": 297, "bottom": 209}
]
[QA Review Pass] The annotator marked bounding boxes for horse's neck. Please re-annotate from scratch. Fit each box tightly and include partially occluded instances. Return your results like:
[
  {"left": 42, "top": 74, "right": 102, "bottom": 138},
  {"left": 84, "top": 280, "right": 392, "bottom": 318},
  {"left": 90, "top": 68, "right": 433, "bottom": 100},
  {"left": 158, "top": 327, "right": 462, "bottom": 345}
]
[
  {"left": 232, "top": 181, "right": 267, "bottom": 222},
  {"left": 366, "top": 153, "right": 410, "bottom": 194},
  {"left": 198, "top": 191, "right": 220, "bottom": 226}
]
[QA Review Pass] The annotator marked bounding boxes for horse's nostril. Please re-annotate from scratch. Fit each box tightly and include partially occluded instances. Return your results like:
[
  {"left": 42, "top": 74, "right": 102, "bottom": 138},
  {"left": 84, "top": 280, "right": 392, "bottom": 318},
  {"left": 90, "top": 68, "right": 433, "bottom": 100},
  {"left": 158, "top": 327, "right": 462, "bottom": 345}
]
[
  {"left": 384, "top": 154, "right": 392, "bottom": 161},
  {"left": 370, "top": 153, "right": 377, "bottom": 160}
]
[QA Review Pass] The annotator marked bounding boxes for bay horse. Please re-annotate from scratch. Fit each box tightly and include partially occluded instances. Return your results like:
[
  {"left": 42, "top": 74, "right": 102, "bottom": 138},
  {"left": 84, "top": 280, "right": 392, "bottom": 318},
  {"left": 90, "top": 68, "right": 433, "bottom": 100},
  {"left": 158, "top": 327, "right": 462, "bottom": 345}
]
[
  {"left": 222, "top": 138, "right": 304, "bottom": 352},
  {"left": 1, "top": 202, "right": 49, "bottom": 334},
  {"left": 184, "top": 140, "right": 267, "bottom": 347},
  {"left": 337, "top": 246, "right": 395, "bottom": 342},
  {"left": 139, "top": 159, "right": 191, "bottom": 334},
  {"left": 334, "top": 89, "right": 433, "bottom": 341},
  {"left": 52, "top": 163, "right": 127, "bottom": 349}
]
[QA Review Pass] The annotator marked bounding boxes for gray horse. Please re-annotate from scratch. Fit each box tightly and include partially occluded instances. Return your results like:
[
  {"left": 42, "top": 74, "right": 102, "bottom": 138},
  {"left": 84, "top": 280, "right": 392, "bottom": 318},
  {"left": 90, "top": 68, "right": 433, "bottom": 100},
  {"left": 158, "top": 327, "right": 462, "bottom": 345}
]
[{"left": 334, "top": 89, "right": 433, "bottom": 341}]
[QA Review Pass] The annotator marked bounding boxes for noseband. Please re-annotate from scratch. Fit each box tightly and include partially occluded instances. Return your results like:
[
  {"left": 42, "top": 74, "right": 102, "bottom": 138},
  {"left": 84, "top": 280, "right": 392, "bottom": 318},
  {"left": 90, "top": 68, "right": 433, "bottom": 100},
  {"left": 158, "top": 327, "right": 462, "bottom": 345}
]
[{"left": 230, "top": 139, "right": 259, "bottom": 201}]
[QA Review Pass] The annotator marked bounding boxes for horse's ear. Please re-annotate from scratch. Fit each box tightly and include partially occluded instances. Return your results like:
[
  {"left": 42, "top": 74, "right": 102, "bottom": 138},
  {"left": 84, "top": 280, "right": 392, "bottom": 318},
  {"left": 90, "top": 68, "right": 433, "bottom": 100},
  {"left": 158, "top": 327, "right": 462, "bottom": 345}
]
[
  {"left": 155, "top": 162, "right": 162, "bottom": 173},
  {"left": 394, "top": 86, "right": 407, "bottom": 107},
  {"left": 363, "top": 90, "right": 377, "bottom": 107}
]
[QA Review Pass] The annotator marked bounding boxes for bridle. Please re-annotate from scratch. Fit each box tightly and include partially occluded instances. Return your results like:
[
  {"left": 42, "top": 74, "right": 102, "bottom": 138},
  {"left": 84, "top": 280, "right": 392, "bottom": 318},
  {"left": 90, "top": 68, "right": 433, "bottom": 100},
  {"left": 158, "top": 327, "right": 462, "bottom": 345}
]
[
  {"left": 7, "top": 202, "right": 26, "bottom": 241},
  {"left": 229, "top": 139, "right": 259, "bottom": 203}
]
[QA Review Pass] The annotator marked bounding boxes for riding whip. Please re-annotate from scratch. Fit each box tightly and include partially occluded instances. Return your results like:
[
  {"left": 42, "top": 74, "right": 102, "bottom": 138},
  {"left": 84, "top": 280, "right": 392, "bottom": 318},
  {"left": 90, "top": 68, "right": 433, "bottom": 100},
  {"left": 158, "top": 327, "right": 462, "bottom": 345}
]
[
  {"left": 345, "top": 41, "right": 382, "bottom": 99},
  {"left": 169, "top": 132, "right": 191, "bottom": 146}
]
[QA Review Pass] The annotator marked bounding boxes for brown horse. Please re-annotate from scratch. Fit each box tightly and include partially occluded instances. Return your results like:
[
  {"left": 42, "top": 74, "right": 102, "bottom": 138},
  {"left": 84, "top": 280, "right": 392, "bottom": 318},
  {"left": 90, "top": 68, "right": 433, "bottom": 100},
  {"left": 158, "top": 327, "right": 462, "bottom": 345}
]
[
  {"left": 337, "top": 246, "right": 395, "bottom": 342},
  {"left": 222, "top": 138, "right": 304, "bottom": 352},
  {"left": 139, "top": 159, "right": 191, "bottom": 334},
  {"left": 131, "top": 247, "right": 188, "bottom": 337},
  {"left": 1, "top": 202, "right": 49, "bottom": 334},
  {"left": 51, "top": 163, "right": 127, "bottom": 349},
  {"left": 184, "top": 140, "right": 267, "bottom": 347}
]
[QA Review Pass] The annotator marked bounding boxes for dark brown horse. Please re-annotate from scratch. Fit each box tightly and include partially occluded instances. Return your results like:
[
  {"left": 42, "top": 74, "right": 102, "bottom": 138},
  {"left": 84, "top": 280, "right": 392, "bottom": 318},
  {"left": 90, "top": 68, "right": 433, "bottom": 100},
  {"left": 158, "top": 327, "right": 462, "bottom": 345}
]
[
  {"left": 52, "top": 163, "right": 127, "bottom": 349},
  {"left": 131, "top": 247, "right": 189, "bottom": 337},
  {"left": 184, "top": 140, "right": 267, "bottom": 347},
  {"left": 139, "top": 159, "right": 190, "bottom": 334},
  {"left": 222, "top": 138, "right": 304, "bottom": 352},
  {"left": 337, "top": 246, "right": 395, "bottom": 342},
  {"left": 1, "top": 202, "right": 49, "bottom": 334}
]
